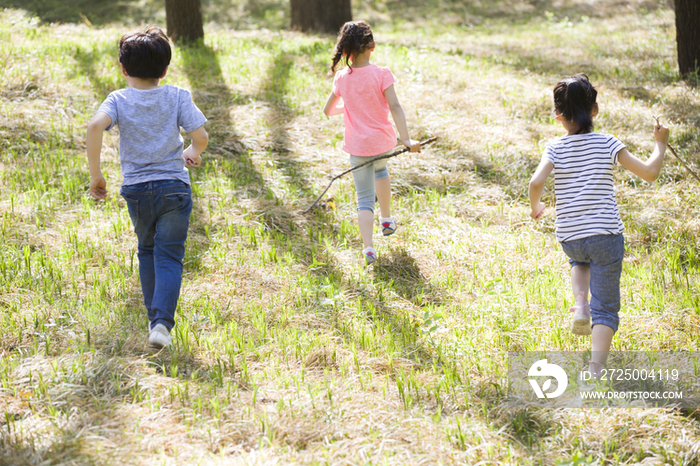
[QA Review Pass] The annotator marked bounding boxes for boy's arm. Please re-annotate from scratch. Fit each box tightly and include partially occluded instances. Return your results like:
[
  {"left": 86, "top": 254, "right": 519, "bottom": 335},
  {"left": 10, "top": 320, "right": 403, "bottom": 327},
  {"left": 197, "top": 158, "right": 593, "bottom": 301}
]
[
  {"left": 323, "top": 91, "right": 343, "bottom": 116},
  {"left": 384, "top": 85, "right": 420, "bottom": 152},
  {"left": 86, "top": 112, "right": 112, "bottom": 199},
  {"left": 529, "top": 158, "right": 553, "bottom": 219},
  {"left": 183, "top": 125, "right": 208, "bottom": 168},
  {"left": 618, "top": 123, "right": 669, "bottom": 182}
]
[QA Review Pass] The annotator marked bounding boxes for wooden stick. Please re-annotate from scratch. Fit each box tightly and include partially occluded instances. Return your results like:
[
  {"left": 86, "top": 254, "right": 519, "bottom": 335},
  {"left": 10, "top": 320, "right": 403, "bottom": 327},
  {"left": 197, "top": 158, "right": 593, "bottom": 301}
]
[
  {"left": 302, "top": 137, "right": 438, "bottom": 214},
  {"left": 654, "top": 116, "right": 700, "bottom": 183}
]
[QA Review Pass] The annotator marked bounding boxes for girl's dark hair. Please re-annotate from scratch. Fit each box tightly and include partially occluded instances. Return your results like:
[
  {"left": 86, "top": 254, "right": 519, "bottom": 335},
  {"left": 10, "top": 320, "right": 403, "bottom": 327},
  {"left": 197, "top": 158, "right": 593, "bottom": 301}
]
[
  {"left": 119, "top": 26, "right": 171, "bottom": 79},
  {"left": 553, "top": 73, "right": 598, "bottom": 134},
  {"left": 329, "top": 21, "right": 374, "bottom": 75}
]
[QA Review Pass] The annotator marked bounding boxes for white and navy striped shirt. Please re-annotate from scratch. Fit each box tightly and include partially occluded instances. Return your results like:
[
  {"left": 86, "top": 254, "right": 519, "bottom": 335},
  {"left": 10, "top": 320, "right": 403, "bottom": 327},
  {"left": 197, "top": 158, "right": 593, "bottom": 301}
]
[{"left": 544, "top": 133, "right": 626, "bottom": 242}]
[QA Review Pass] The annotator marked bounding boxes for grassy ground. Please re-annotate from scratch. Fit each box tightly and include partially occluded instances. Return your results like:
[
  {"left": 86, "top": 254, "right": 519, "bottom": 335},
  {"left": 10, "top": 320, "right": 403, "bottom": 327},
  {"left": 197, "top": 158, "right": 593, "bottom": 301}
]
[{"left": 1, "top": 0, "right": 700, "bottom": 464}]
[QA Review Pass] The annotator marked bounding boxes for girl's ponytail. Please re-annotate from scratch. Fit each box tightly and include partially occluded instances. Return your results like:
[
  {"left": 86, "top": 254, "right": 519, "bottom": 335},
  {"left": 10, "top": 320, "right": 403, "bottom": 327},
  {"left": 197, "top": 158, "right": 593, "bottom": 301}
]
[
  {"left": 330, "top": 46, "right": 344, "bottom": 75},
  {"left": 553, "top": 74, "right": 598, "bottom": 134}
]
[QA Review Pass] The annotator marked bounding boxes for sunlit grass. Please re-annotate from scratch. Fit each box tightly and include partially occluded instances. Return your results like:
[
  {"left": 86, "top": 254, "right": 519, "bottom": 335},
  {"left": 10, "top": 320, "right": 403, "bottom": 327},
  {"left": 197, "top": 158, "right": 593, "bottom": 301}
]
[{"left": 0, "top": 2, "right": 699, "bottom": 464}]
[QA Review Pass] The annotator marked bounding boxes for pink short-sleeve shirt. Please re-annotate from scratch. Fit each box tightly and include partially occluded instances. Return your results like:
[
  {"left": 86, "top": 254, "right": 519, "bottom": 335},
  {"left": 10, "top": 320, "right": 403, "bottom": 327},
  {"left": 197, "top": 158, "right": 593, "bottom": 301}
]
[{"left": 332, "top": 64, "right": 397, "bottom": 157}]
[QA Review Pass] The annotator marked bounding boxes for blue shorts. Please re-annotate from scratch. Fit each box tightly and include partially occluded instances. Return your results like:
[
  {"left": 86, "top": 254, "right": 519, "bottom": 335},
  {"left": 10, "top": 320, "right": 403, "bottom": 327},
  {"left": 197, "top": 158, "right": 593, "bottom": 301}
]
[
  {"left": 560, "top": 234, "right": 624, "bottom": 332},
  {"left": 349, "top": 152, "right": 390, "bottom": 212}
]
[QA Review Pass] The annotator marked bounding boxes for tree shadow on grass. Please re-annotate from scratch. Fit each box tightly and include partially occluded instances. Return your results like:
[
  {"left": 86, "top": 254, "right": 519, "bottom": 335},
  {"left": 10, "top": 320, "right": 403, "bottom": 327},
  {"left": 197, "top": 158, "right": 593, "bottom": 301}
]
[
  {"left": 368, "top": 247, "right": 448, "bottom": 363},
  {"left": 373, "top": 247, "right": 442, "bottom": 304},
  {"left": 1, "top": 0, "right": 291, "bottom": 31},
  {"left": 476, "top": 38, "right": 678, "bottom": 87},
  {"left": 5, "top": 0, "right": 670, "bottom": 29},
  {"left": 256, "top": 49, "right": 321, "bottom": 200},
  {"left": 370, "top": 0, "right": 670, "bottom": 26},
  {"left": 178, "top": 42, "right": 258, "bottom": 273},
  {"left": 395, "top": 152, "right": 529, "bottom": 200},
  {"left": 178, "top": 41, "right": 341, "bottom": 265},
  {"left": 179, "top": 43, "right": 250, "bottom": 167},
  {"left": 0, "top": 0, "right": 162, "bottom": 25}
]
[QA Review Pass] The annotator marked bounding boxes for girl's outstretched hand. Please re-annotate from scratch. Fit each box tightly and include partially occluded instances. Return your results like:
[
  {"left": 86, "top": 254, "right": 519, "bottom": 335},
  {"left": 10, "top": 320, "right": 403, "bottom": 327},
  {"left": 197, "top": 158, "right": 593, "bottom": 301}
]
[
  {"left": 405, "top": 139, "right": 421, "bottom": 152},
  {"left": 653, "top": 122, "right": 669, "bottom": 145}
]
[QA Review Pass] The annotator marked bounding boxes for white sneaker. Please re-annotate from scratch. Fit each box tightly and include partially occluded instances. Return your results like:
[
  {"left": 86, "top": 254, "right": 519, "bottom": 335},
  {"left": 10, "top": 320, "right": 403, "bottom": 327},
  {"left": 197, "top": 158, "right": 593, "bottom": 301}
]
[
  {"left": 149, "top": 324, "right": 172, "bottom": 349},
  {"left": 363, "top": 246, "right": 377, "bottom": 265},
  {"left": 379, "top": 217, "right": 397, "bottom": 236}
]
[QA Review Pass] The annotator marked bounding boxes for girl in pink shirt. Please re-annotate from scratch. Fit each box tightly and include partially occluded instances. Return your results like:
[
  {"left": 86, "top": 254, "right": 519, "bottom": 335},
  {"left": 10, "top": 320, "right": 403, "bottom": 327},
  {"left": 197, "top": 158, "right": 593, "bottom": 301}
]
[{"left": 323, "top": 20, "right": 421, "bottom": 265}]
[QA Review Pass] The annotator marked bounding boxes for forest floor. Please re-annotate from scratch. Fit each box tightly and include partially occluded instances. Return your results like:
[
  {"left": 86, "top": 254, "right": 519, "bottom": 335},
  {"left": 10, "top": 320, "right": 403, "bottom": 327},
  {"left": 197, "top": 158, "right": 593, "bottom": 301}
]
[{"left": 1, "top": 0, "right": 700, "bottom": 464}]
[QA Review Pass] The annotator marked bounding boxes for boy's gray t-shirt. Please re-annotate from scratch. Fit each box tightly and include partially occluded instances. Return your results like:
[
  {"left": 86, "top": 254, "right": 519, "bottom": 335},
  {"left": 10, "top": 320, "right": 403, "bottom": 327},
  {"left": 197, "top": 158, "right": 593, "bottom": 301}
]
[{"left": 98, "top": 85, "right": 207, "bottom": 186}]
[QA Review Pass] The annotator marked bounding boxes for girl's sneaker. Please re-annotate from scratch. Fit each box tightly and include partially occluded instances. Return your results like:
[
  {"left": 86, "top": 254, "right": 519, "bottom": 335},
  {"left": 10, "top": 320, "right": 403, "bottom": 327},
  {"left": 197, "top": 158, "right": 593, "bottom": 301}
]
[
  {"left": 149, "top": 323, "right": 172, "bottom": 349},
  {"left": 379, "top": 217, "right": 397, "bottom": 236},
  {"left": 363, "top": 246, "right": 377, "bottom": 265},
  {"left": 570, "top": 295, "right": 592, "bottom": 336}
]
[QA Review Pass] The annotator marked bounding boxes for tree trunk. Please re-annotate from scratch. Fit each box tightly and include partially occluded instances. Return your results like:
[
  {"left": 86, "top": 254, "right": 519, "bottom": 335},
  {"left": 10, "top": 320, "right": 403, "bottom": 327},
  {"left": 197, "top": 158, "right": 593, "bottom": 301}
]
[
  {"left": 675, "top": 0, "right": 700, "bottom": 78},
  {"left": 290, "top": 0, "right": 352, "bottom": 34},
  {"left": 165, "top": 0, "right": 204, "bottom": 44}
]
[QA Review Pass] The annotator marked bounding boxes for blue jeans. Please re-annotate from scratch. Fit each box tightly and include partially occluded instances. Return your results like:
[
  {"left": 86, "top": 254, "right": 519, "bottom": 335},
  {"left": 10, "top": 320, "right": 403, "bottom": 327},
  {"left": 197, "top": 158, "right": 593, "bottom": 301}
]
[
  {"left": 120, "top": 180, "right": 193, "bottom": 331},
  {"left": 560, "top": 234, "right": 624, "bottom": 332},
  {"left": 349, "top": 152, "right": 390, "bottom": 212}
]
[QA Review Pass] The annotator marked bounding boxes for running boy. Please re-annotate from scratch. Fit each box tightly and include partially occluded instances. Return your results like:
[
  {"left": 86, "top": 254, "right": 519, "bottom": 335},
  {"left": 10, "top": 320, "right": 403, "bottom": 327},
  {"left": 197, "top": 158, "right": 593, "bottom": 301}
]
[
  {"left": 86, "top": 26, "right": 208, "bottom": 349},
  {"left": 529, "top": 74, "right": 669, "bottom": 376}
]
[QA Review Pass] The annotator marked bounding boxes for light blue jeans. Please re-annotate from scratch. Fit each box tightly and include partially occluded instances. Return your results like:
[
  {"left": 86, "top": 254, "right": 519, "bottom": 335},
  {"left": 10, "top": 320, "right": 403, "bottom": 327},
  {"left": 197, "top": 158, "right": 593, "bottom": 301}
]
[
  {"left": 560, "top": 234, "right": 625, "bottom": 332},
  {"left": 349, "top": 152, "right": 390, "bottom": 212},
  {"left": 120, "top": 180, "right": 193, "bottom": 331}
]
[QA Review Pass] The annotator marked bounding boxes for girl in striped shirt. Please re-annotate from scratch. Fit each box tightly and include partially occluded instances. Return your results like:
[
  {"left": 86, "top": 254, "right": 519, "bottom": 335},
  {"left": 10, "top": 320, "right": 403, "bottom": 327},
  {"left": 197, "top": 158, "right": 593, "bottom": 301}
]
[{"left": 528, "top": 74, "right": 669, "bottom": 376}]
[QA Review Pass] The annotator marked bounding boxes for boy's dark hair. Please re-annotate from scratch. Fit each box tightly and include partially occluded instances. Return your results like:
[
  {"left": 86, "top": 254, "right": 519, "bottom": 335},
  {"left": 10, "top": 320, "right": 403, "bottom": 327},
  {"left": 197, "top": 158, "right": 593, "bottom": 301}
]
[
  {"left": 330, "top": 21, "right": 374, "bottom": 75},
  {"left": 553, "top": 73, "right": 598, "bottom": 134},
  {"left": 119, "top": 26, "right": 171, "bottom": 79}
]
